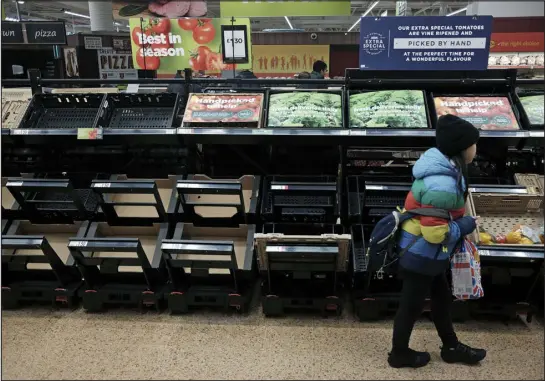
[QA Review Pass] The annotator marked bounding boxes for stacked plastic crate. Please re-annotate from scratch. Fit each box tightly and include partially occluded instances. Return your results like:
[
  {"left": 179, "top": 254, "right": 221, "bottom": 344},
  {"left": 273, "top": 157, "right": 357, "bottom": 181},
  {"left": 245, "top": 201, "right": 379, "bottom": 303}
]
[
  {"left": 256, "top": 175, "right": 351, "bottom": 317},
  {"left": 1, "top": 174, "right": 103, "bottom": 309},
  {"left": 162, "top": 174, "right": 261, "bottom": 314}
]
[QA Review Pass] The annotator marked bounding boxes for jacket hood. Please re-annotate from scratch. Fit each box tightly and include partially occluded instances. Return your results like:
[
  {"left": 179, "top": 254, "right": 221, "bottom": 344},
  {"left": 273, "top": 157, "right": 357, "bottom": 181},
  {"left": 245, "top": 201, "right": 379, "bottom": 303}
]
[{"left": 413, "top": 148, "right": 459, "bottom": 180}]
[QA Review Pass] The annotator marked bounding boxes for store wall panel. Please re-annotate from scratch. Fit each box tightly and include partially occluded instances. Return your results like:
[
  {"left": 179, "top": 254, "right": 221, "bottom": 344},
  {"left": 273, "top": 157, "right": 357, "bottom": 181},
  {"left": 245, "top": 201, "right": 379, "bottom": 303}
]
[
  {"left": 252, "top": 32, "right": 359, "bottom": 45},
  {"left": 329, "top": 45, "right": 359, "bottom": 78}
]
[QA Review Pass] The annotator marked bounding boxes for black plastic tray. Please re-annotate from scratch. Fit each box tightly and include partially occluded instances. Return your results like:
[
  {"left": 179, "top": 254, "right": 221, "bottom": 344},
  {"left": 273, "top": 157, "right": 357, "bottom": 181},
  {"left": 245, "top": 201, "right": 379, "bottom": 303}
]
[
  {"left": 98, "top": 93, "right": 179, "bottom": 129},
  {"left": 261, "top": 175, "right": 340, "bottom": 223},
  {"left": 20, "top": 94, "right": 105, "bottom": 129}
]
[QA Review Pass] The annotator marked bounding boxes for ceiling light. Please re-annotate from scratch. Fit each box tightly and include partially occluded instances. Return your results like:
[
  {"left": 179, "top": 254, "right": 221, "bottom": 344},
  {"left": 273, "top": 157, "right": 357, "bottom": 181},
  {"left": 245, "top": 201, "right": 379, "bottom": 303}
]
[
  {"left": 5, "top": 17, "right": 19, "bottom": 21},
  {"left": 347, "top": 1, "right": 379, "bottom": 32},
  {"left": 446, "top": 7, "right": 467, "bottom": 16},
  {"left": 17, "top": 1, "right": 25, "bottom": 4},
  {"left": 284, "top": 16, "right": 293, "bottom": 30},
  {"left": 64, "top": 10, "right": 90, "bottom": 19}
]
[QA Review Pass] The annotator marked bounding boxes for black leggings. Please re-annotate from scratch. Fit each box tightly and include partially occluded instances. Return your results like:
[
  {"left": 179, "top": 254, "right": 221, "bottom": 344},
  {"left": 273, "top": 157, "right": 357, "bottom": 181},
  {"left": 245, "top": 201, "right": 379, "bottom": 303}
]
[{"left": 392, "top": 270, "right": 458, "bottom": 352}]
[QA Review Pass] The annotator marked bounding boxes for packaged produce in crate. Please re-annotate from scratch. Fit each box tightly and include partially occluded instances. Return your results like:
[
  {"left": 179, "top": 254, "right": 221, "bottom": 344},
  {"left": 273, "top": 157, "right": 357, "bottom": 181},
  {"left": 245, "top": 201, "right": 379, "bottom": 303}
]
[
  {"left": 349, "top": 90, "right": 429, "bottom": 128},
  {"left": 267, "top": 90, "right": 343, "bottom": 128},
  {"left": 469, "top": 186, "right": 543, "bottom": 249},
  {"left": 514, "top": 173, "right": 544, "bottom": 195},
  {"left": 1, "top": 88, "right": 33, "bottom": 129},
  {"left": 182, "top": 93, "right": 264, "bottom": 128},
  {"left": 98, "top": 93, "right": 179, "bottom": 129},
  {"left": 518, "top": 94, "right": 544, "bottom": 128}
]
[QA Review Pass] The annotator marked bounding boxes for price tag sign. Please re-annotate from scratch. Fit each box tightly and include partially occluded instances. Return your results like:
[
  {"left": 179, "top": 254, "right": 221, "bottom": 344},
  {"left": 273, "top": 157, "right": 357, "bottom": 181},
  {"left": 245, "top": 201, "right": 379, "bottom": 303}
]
[
  {"left": 221, "top": 25, "right": 249, "bottom": 64},
  {"left": 77, "top": 128, "right": 103, "bottom": 140}
]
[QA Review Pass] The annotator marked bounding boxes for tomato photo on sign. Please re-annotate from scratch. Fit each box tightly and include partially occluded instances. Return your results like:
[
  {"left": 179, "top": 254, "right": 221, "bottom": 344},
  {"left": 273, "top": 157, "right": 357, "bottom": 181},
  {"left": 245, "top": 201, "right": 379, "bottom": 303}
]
[
  {"left": 132, "top": 26, "right": 146, "bottom": 47},
  {"left": 149, "top": 18, "right": 171, "bottom": 35},
  {"left": 178, "top": 18, "right": 199, "bottom": 31},
  {"left": 193, "top": 20, "right": 215, "bottom": 44},
  {"left": 135, "top": 49, "right": 161, "bottom": 70},
  {"left": 206, "top": 52, "right": 224, "bottom": 71},
  {"left": 189, "top": 46, "right": 211, "bottom": 71}
]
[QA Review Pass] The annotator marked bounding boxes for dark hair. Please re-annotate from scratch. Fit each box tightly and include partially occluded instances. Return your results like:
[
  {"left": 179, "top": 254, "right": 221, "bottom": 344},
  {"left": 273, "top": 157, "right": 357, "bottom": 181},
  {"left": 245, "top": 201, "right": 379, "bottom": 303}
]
[
  {"left": 312, "top": 60, "right": 327, "bottom": 72},
  {"left": 297, "top": 71, "right": 311, "bottom": 79},
  {"left": 451, "top": 154, "right": 470, "bottom": 201}
]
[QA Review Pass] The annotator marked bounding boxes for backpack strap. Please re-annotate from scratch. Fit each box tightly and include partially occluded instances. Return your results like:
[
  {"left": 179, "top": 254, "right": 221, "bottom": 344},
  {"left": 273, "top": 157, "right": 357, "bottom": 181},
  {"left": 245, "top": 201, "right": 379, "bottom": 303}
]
[{"left": 407, "top": 207, "right": 452, "bottom": 220}]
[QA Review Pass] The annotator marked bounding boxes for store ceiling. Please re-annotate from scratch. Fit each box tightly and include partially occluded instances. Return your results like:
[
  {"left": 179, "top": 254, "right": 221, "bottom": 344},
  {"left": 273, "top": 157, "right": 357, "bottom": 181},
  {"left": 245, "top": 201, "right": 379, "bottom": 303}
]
[{"left": 4, "top": 0, "right": 469, "bottom": 32}]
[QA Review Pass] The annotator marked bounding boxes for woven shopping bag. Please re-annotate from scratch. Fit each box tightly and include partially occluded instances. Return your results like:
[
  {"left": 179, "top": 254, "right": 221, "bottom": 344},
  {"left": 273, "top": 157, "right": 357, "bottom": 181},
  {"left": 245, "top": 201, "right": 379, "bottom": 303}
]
[{"left": 450, "top": 238, "right": 484, "bottom": 300}]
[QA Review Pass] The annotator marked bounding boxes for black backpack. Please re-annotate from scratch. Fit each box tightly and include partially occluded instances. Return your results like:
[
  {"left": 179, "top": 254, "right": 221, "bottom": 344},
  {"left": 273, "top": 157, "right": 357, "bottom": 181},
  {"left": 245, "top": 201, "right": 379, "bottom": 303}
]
[{"left": 366, "top": 208, "right": 452, "bottom": 274}]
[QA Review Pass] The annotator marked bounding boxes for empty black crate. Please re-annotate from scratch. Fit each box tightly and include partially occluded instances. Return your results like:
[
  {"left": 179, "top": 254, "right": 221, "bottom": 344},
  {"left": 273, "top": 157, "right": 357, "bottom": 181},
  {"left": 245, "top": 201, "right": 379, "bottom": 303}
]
[
  {"left": 21, "top": 94, "right": 104, "bottom": 129},
  {"left": 261, "top": 175, "right": 340, "bottom": 223},
  {"left": 98, "top": 93, "right": 179, "bottom": 129}
]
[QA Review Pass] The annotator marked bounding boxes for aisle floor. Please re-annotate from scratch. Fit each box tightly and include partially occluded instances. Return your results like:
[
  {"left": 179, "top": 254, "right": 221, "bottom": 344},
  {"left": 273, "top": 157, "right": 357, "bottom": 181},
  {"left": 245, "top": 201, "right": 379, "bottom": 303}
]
[{"left": 2, "top": 303, "right": 544, "bottom": 380}]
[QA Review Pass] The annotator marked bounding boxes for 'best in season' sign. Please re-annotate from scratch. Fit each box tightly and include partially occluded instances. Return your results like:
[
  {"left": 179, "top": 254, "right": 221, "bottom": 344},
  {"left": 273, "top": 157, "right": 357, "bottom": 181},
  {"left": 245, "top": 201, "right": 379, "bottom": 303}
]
[{"left": 359, "top": 16, "right": 493, "bottom": 71}]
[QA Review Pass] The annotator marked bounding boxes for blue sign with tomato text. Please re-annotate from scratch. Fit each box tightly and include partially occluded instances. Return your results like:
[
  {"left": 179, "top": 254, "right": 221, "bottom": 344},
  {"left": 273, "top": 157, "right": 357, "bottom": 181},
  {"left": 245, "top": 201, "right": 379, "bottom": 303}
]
[{"left": 359, "top": 16, "right": 493, "bottom": 70}]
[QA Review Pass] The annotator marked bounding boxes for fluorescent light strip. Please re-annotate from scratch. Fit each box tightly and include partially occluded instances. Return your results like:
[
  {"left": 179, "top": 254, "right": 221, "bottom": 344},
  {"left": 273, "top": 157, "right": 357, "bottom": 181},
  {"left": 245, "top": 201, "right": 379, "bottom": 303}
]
[
  {"left": 64, "top": 10, "right": 91, "bottom": 19},
  {"left": 284, "top": 16, "right": 293, "bottom": 30},
  {"left": 5, "top": 17, "right": 19, "bottom": 22},
  {"left": 446, "top": 7, "right": 467, "bottom": 16},
  {"left": 347, "top": 1, "right": 379, "bottom": 32}
]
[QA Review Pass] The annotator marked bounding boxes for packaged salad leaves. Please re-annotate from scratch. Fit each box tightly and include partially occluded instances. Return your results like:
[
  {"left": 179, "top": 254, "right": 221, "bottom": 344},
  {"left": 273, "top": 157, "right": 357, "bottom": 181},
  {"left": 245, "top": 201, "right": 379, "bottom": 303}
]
[
  {"left": 267, "top": 92, "right": 342, "bottom": 128},
  {"left": 349, "top": 90, "right": 428, "bottom": 128},
  {"left": 520, "top": 95, "right": 544, "bottom": 126}
]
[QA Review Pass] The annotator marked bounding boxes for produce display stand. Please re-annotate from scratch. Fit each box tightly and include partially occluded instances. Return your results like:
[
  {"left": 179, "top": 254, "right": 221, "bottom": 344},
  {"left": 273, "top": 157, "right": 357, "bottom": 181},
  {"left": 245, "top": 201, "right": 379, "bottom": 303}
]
[
  {"left": 1, "top": 220, "right": 89, "bottom": 309},
  {"left": 162, "top": 174, "right": 259, "bottom": 314},
  {"left": 71, "top": 175, "right": 179, "bottom": 312},
  {"left": 255, "top": 223, "right": 351, "bottom": 317},
  {"left": 468, "top": 185, "right": 543, "bottom": 322},
  {"left": 1, "top": 70, "right": 542, "bottom": 320},
  {"left": 162, "top": 223, "right": 256, "bottom": 314}
]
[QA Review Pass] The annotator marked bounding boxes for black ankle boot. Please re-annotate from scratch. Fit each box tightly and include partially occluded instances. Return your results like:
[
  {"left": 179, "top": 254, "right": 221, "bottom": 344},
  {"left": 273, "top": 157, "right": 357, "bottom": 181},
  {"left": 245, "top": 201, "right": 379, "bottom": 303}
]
[
  {"left": 441, "top": 342, "right": 486, "bottom": 365},
  {"left": 388, "top": 349, "right": 431, "bottom": 368}
]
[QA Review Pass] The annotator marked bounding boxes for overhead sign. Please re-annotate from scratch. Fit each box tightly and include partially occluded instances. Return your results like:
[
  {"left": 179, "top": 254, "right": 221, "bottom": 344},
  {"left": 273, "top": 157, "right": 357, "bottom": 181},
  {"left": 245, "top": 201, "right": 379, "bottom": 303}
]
[
  {"left": 490, "top": 32, "right": 544, "bottom": 52},
  {"left": 25, "top": 21, "right": 67, "bottom": 44},
  {"left": 2, "top": 21, "right": 66, "bottom": 45},
  {"left": 252, "top": 45, "right": 329, "bottom": 77},
  {"left": 220, "top": 0, "right": 350, "bottom": 17},
  {"left": 359, "top": 16, "right": 493, "bottom": 71},
  {"left": 129, "top": 17, "right": 252, "bottom": 74},
  {"left": 1, "top": 22, "right": 24, "bottom": 44}
]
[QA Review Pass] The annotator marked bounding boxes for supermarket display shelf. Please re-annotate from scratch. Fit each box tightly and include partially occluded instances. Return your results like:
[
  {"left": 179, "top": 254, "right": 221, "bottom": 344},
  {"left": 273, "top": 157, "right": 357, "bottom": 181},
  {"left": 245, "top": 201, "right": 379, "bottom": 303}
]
[
  {"left": 477, "top": 245, "right": 544, "bottom": 260},
  {"left": 177, "top": 127, "right": 534, "bottom": 145}
]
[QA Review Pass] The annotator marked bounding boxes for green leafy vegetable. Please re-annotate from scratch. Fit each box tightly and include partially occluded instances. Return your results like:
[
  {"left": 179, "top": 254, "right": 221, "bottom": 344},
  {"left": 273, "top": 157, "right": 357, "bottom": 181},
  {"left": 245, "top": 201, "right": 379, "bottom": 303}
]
[
  {"left": 267, "top": 92, "right": 342, "bottom": 128},
  {"left": 350, "top": 90, "right": 428, "bottom": 128},
  {"left": 520, "top": 95, "right": 544, "bottom": 125}
]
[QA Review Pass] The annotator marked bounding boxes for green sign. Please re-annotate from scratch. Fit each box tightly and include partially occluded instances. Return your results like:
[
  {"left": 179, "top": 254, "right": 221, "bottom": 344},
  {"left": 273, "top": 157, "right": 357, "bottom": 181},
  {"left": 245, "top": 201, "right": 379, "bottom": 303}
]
[
  {"left": 350, "top": 90, "right": 428, "bottom": 128},
  {"left": 268, "top": 92, "right": 342, "bottom": 128},
  {"left": 220, "top": 0, "right": 351, "bottom": 17}
]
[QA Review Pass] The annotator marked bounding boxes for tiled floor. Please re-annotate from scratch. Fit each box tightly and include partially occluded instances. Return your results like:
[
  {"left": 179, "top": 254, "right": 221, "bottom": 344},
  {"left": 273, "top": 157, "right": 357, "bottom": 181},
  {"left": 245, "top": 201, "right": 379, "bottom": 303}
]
[{"left": 2, "top": 305, "right": 543, "bottom": 380}]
